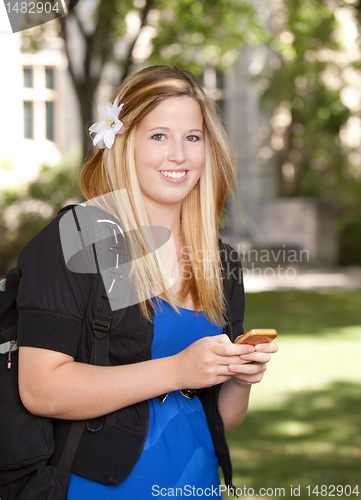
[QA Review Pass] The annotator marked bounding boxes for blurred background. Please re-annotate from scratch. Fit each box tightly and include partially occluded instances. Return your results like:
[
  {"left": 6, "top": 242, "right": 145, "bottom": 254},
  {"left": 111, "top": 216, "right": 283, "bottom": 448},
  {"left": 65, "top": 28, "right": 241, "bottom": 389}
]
[{"left": 0, "top": 0, "right": 360, "bottom": 497}]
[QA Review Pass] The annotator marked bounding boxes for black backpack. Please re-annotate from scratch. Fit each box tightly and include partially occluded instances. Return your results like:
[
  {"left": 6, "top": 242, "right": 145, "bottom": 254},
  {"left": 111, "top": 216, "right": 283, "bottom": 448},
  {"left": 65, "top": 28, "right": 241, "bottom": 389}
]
[{"left": 0, "top": 205, "right": 127, "bottom": 500}]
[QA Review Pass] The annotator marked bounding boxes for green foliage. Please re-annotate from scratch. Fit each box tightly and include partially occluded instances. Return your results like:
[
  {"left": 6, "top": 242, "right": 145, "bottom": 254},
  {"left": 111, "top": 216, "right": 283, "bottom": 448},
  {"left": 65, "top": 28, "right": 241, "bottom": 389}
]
[
  {"left": 21, "top": 21, "right": 59, "bottom": 52},
  {"left": 23, "top": 0, "right": 269, "bottom": 156},
  {"left": 0, "top": 152, "right": 83, "bottom": 275},
  {"left": 259, "top": 0, "right": 361, "bottom": 263},
  {"left": 147, "top": 0, "right": 268, "bottom": 76},
  {"left": 26, "top": 0, "right": 268, "bottom": 81},
  {"left": 337, "top": 212, "right": 361, "bottom": 265},
  {"left": 243, "top": 290, "right": 361, "bottom": 335},
  {"left": 226, "top": 382, "right": 361, "bottom": 498},
  {"left": 220, "top": 290, "right": 361, "bottom": 497},
  {"left": 261, "top": 0, "right": 348, "bottom": 197}
]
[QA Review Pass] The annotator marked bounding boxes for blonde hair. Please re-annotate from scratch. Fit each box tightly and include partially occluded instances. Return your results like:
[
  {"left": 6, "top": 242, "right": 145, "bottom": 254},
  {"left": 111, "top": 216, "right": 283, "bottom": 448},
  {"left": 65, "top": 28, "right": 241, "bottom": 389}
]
[{"left": 80, "top": 65, "right": 239, "bottom": 325}]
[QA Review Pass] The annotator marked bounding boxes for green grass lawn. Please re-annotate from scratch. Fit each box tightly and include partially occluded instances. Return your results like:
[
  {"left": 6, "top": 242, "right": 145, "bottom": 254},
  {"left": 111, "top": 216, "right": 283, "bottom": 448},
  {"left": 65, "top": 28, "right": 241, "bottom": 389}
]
[{"left": 222, "top": 290, "right": 361, "bottom": 499}]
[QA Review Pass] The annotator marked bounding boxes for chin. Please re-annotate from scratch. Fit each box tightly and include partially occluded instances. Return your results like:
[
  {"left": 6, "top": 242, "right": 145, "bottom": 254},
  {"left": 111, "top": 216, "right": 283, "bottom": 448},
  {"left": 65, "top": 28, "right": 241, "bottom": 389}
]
[{"left": 160, "top": 193, "right": 188, "bottom": 206}]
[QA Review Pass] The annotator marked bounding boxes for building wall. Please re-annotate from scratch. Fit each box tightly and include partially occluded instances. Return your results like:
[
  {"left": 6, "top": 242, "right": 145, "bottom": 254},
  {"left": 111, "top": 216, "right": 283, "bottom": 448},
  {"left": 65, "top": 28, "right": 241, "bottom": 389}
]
[
  {"left": 224, "top": 45, "right": 278, "bottom": 244},
  {"left": 258, "top": 198, "right": 338, "bottom": 265},
  {"left": 0, "top": 30, "right": 81, "bottom": 189}
]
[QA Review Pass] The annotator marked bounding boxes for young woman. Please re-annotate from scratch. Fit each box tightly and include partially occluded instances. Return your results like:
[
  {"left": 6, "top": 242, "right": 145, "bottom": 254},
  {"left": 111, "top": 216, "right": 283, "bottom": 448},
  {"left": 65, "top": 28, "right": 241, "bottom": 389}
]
[{"left": 17, "top": 66, "right": 277, "bottom": 498}]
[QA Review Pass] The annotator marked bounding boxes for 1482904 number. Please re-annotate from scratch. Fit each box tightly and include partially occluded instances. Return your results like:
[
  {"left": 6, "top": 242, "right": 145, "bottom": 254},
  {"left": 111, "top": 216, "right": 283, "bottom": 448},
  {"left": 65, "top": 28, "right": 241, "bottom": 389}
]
[
  {"left": 5, "top": 2, "right": 60, "bottom": 14},
  {"left": 306, "top": 485, "right": 359, "bottom": 497}
]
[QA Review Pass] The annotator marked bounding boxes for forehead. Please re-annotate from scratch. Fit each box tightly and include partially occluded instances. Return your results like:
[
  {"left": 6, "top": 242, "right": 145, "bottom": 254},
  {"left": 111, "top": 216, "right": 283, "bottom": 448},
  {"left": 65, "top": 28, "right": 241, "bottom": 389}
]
[{"left": 139, "top": 96, "right": 204, "bottom": 129}]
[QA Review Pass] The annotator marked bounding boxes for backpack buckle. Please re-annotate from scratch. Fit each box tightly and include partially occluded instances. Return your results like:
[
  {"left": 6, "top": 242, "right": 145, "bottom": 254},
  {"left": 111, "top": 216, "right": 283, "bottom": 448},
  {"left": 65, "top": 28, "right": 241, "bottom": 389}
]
[{"left": 92, "top": 317, "right": 111, "bottom": 339}]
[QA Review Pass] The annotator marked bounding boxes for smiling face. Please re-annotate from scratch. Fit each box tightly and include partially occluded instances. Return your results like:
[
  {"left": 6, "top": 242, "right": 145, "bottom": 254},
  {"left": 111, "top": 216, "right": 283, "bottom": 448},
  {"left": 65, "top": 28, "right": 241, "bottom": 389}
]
[{"left": 134, "top": 95, "right": 205, "bottom": 213}]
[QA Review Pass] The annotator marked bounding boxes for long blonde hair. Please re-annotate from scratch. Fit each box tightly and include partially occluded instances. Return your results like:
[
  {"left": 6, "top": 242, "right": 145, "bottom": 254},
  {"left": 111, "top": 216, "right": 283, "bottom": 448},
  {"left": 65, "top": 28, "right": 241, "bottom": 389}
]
[{"left": 80, "top": 65, "right": 239, "bottom": 325}]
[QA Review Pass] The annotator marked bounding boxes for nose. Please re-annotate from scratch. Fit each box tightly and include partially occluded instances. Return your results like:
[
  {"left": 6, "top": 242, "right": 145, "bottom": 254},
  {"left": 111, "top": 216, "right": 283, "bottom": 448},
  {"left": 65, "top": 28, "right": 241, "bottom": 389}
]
[{"left": 168, "top": 139, "right": 187, "bottom": 164}]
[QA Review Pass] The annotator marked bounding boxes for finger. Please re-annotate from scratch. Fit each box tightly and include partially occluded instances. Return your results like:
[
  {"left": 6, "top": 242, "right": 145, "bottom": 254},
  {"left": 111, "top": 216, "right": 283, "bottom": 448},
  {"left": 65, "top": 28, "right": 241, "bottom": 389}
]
[
  {"left": 213, "top": 342, "right": 256, "bottom": 357},
  {"left": 254, "top": 342, "right": 278, "bottom": 353},
  {"left": 232, "top": 372, "right": 264, "bottom": 385},
  {"left": 239, "top": 352, "right": 271, "bottom": 363},
  {"left": 228, "top": 362, "right": 267, "bottom": 375},
  {"left": 217, "top": 355, "right": 255, "bottom": 366}
]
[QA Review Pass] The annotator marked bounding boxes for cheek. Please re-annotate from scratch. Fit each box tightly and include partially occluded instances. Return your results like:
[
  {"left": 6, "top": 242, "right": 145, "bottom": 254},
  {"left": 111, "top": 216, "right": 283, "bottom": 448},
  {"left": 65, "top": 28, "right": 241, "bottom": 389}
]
[
  {"left": 136, "top": 143, "right": 164, "bottom": 171},
  {"left": 149, "top": 147, "right": 165, "bottom": 165},
  {"left": 195, "top": 146, "right": 206, "bottom": 170}
]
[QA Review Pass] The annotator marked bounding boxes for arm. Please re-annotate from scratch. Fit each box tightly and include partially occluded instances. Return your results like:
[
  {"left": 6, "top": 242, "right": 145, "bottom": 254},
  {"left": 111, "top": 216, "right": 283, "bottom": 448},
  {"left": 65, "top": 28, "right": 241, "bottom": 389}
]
[
  {"left": 17, "top": 219, "right": 258, "bottom": 422},
  {"left": 19, "top": 347, "right": 180, "bottom": 420},
  {"left": 19, "top": 334, "right": 253, "bottom": 420},
  {"left": 218, "top": 342, "right": 278, "bottom": 433},
  {"left": 218, "top": 244, "right": 251, "bottom": 433}
]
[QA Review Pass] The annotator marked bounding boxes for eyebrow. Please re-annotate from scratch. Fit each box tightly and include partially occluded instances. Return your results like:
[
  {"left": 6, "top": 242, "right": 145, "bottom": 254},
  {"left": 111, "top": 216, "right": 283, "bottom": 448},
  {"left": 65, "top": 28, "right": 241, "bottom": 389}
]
[{"left": 148, "top": 127, "right": 204, "bottom": 134}]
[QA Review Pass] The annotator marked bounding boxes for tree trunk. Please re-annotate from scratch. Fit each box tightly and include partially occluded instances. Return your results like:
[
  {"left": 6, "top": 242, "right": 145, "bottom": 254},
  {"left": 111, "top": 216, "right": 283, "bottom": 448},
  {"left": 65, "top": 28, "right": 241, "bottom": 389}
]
[
  {"left": 59, "top": 15, "right": 98, "bottom": 164},
  {"left": 77, "top": 84, "right": 96, "bottom": 162}
]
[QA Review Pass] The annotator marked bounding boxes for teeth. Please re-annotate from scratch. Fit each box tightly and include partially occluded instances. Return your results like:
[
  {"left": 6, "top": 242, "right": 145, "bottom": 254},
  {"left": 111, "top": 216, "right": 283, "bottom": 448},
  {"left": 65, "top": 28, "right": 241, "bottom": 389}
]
[{"left": 161, "top": 171, "right": 187, "bottom": 179}]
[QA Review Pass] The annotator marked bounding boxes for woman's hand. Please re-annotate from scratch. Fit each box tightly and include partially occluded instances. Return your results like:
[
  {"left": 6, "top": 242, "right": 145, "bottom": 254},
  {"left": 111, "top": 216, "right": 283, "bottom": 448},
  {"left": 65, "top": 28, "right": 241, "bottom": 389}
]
[
  {"left": 218, "top": 341, "right": 278, "bottom": 433},
  {"left": 171, "top": 334, "right": 259, "bottom": 389},
  {"left": 228, "top": 341, "right": 279, "bottom": 386}
]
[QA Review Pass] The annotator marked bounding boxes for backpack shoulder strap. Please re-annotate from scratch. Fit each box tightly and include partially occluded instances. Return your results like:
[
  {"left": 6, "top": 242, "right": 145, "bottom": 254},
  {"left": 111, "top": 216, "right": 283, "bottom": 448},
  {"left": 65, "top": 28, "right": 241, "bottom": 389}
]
[
  {"left": 0, "top": 267, "right": 20, "bottom": 344},
  {"left": 57, "top": 204, "right": 79, "bottom": 215},
  {"left": 57, "top": 204, "right": 128, "bottom": 472}
]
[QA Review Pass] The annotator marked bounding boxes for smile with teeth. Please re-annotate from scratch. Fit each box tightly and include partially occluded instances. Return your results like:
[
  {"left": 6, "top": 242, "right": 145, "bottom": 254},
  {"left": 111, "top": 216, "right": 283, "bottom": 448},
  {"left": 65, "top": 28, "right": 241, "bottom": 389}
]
[{"left": 160, "top": 170, "right": 187, "bottom": 179}]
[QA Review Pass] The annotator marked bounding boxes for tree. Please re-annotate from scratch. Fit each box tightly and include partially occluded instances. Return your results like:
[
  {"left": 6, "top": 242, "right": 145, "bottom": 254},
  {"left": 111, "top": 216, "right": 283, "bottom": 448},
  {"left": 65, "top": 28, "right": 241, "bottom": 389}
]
[
  {"left": 56, "top": 0, "right": 267, "bottom": 158},
  {"left": 5, "top": 0, "right": 266, "bottom": 272},
  {"left": 258, "top": 0, "right": 361, "bottom": 263},
  {"left": 259, "top": 0, "right": 349, "bottom": 196},
  {"left": 0, "top": 152, "right": 82, "bottom": 275}
]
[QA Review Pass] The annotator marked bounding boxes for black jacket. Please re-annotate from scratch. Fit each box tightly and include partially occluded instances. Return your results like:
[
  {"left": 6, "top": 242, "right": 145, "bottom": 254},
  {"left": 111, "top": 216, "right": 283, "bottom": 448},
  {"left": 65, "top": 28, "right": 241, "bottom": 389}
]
[
  {"left": 50, "top": 241, "right": 245, "bottom": 491},
  {"left": 17, "top": 210, "right": 245, "bottom": 491}
]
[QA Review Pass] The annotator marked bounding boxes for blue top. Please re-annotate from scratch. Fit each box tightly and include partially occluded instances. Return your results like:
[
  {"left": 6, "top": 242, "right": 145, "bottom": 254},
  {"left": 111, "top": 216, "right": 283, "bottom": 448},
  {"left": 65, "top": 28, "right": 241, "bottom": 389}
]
[{"left": 67, "top": 298, "right": 223, "bottom": 499}]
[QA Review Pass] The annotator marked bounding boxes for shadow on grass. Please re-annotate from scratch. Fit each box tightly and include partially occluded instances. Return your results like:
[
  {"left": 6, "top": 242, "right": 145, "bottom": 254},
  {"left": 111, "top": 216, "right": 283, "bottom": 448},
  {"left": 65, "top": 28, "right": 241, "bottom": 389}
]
[
  {"left": 243, "top": 291, "right": 361, "bottom": 336},
  {"left": 225, "top": 381, "right": 361, "bottom": 498}
]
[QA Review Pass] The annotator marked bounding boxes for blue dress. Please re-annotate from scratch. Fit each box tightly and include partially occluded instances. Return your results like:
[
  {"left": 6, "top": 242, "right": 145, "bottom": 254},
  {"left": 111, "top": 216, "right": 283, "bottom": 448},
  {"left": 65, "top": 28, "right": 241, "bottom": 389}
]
[{"left": 67, "top": 298, "right": 223, "bottom": 499}]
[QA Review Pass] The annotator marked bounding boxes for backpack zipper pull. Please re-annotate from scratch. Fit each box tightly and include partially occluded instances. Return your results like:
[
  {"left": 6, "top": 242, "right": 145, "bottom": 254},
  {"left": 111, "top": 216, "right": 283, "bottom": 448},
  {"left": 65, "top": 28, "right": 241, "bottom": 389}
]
[{"left": 7, "top": 341, "right": 15, "bottom": 370}]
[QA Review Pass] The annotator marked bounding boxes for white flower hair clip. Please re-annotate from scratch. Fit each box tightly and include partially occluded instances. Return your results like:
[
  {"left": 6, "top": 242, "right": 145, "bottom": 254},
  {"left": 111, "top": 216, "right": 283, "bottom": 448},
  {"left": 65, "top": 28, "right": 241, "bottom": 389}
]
[{"left": 89, "top": 97, "right": 125, "bottom": 149}]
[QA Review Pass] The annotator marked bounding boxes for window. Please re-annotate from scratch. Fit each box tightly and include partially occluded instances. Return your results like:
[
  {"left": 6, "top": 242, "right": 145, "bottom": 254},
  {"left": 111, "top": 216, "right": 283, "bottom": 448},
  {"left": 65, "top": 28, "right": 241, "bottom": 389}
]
[
  {"left": 22, "top": 65, "right": 57, "bottom": 142},
  {"left": 45, "top": 67, "right": 54, "bottom": 89},
  {"left": 23, "top": 67, "right": 33, "bottom": 88},
  {"left": 24, "top": 101, "right": 33, "bottom": 139},
  {"left": 46, "top": 101, "right": 54, "bottom": 141}
]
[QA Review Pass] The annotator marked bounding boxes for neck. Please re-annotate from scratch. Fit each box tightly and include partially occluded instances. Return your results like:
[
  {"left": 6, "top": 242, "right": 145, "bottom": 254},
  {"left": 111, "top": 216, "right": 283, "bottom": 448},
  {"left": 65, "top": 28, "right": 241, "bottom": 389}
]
[
  {"left": 143, "top": 200, "right": 183, "bottom": 285},
  {"left": 144, "top": 200, "right": 182, "bottom": 239}
]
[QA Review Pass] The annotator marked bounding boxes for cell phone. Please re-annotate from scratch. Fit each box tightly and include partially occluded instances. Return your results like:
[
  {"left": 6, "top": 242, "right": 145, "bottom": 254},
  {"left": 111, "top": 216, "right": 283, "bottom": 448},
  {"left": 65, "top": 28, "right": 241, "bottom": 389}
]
[{"left": 234, "top": 329, "right": 277, "bottom": 345}]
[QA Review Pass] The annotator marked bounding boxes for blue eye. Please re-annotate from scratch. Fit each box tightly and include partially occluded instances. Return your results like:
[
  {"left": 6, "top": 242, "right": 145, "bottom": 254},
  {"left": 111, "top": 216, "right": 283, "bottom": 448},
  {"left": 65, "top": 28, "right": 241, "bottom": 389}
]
[
  {"left": 186, "top": 135, "right": 200, "bottom": 142},
  {"left": 151, "top": 134, "right": 165, "bottom": 141}
]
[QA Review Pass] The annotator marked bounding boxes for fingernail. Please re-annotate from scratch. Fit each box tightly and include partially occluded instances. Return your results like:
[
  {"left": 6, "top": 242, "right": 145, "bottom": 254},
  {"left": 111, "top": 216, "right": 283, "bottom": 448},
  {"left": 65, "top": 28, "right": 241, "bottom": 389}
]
[
  {"left": 255, "top": 344, "right": 264, "bottom": 351},
  {"left": 241, "top": 354, "right": 249, "bottom": 359},
  {"left": 248, "top": 346, "right": 255, "bottom": 353}
]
